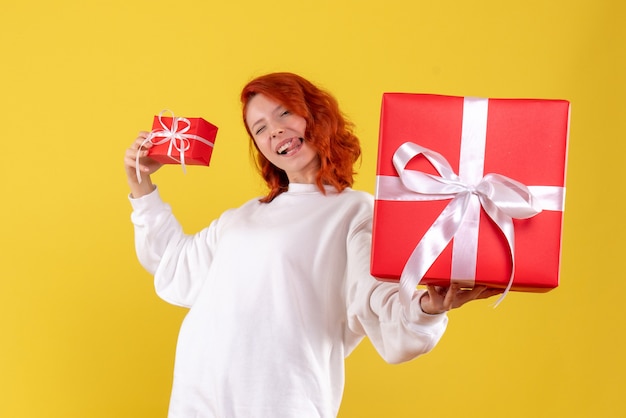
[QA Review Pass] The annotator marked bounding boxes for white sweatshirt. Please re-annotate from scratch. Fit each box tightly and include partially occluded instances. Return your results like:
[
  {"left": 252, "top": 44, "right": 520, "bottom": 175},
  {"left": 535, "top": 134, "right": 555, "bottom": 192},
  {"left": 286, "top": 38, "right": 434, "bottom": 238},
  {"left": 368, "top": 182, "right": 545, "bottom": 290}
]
[{"left": 130, "top": 183, "right": 447, "bottom": 418}]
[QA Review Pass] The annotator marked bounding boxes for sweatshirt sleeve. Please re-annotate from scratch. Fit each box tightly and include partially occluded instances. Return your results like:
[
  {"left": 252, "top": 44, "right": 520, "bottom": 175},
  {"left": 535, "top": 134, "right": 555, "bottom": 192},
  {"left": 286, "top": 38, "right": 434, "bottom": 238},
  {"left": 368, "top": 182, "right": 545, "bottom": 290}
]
[
  {"left": 345, "top": 209, "right": 448, "bottom": 364},
  {"left": 129, "top": 187, "right": 216, "bottom": 308}
]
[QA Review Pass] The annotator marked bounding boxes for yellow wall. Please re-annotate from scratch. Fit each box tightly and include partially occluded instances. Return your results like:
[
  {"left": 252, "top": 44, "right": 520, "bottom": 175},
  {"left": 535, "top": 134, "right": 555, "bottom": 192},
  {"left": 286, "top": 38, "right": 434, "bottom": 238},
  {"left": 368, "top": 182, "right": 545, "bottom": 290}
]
[{"left": 1, "top": 0, "right": 624, "bottom": 416}]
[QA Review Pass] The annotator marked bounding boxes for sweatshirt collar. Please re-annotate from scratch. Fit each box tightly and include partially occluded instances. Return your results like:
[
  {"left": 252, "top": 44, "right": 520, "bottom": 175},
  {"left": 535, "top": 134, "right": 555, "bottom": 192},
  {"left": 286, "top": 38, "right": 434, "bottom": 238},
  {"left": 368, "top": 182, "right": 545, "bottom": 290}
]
[{"left": 286, "top": 183, "right": 338, "bottom": 194}]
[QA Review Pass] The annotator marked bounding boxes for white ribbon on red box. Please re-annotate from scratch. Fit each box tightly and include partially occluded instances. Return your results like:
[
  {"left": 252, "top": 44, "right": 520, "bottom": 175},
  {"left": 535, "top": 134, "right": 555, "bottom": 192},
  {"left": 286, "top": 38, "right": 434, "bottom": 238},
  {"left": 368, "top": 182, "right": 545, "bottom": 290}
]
[
  {"left": 136, "top": 110, "right": 215, "bottom": 183},
  {"left": 375, "top": 98, "right": 565, "bottom": 308}
]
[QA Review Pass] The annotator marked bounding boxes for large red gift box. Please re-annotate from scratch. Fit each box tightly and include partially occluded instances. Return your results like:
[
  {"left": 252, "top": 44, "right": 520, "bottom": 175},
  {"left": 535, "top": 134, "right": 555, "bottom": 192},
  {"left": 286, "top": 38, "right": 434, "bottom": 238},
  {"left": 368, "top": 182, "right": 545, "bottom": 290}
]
[
  {"left": 147, "top": 111, "right": 218, "bottom": 166},
  {"left": 370, "top": 93, "right": 570, "bottom": 303}
]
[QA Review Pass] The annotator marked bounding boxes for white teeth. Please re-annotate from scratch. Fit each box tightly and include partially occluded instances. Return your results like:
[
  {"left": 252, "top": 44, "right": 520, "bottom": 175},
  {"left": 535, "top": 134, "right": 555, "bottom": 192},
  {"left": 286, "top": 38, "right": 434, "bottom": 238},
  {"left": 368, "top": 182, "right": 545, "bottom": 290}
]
[{"left": 277, "top": 139, "right": 293, "bottom": 155}]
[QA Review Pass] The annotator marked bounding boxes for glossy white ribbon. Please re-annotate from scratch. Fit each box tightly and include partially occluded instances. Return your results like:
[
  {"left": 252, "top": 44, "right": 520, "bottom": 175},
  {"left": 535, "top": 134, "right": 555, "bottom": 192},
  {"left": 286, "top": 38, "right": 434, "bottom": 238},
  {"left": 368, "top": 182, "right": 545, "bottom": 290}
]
[
  {"left": 375, "top": 97, "right": 565, "bottom": 308},
  {"left": 136, "top": 110, "right": 214, "bottom": 183}
]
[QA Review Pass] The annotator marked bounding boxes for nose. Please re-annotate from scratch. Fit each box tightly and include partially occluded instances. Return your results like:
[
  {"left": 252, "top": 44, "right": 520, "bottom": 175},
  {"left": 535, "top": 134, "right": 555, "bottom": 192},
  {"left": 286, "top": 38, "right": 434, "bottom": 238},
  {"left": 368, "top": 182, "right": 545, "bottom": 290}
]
[{"left": 271, "top": 128, "right": 284, "bottom": 138}]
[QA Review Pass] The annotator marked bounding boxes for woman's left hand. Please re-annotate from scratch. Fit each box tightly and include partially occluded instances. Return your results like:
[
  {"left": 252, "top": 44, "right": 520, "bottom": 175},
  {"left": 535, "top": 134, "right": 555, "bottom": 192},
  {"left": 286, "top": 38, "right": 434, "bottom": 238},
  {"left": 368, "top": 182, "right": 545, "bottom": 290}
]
[{"left": 419, "top": 283, "right": 504, "bottom": 315}]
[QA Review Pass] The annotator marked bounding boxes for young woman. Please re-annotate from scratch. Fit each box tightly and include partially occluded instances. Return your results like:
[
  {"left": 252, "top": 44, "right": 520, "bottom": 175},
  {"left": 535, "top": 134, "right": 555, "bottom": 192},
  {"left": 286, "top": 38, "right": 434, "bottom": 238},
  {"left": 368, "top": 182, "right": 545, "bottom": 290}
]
[{"left": 124, "top": 72, "right": 500, "bottom": 418}]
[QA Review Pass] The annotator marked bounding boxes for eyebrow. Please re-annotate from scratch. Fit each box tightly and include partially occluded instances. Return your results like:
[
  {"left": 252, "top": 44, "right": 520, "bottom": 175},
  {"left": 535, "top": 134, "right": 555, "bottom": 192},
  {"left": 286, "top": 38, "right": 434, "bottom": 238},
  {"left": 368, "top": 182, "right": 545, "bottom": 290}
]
[{"left": 249, "top": 104, "right": 284, "bottom": 130}]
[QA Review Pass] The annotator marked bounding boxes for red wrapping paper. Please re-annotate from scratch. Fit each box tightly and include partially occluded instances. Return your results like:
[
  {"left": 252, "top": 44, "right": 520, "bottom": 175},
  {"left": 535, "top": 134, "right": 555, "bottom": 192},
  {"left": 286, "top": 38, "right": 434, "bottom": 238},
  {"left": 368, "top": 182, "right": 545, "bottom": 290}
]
[
  {"left": 370, "top": 93, "right": 570, "bottom": 292},
  {"left": 147, "top": 114, "right": 218, "bottom": 166}
]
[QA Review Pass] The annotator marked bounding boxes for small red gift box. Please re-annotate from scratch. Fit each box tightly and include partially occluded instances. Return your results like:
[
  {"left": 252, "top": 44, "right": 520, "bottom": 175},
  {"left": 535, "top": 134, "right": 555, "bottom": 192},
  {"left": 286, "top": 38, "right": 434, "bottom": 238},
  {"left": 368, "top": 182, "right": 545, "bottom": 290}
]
[
  {"left": 147, "top": 110, "right": 218, "bottom": 166},
  {"left": 370, "top": 93, "right": 570, "bottom": 305}
]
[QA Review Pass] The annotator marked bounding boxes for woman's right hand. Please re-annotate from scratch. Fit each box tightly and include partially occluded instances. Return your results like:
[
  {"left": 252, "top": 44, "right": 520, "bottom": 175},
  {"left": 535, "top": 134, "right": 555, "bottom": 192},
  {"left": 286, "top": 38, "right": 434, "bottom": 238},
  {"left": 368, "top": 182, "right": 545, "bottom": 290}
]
[{"left": 124, "top": 131, "right": 163, "bottom": 198}]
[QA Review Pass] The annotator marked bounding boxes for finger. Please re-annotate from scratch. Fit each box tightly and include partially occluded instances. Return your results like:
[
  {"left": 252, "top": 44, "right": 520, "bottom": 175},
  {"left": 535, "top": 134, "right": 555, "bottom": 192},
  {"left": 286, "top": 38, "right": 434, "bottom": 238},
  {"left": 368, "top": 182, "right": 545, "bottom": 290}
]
[
  {"left": 126, "top": 146, "right": 146, "bottom": 163},
  {"left": 124, "top": 153, "right": 141, "bottom": 170},
  {"left": 133, "top": 132, "right": 152, "bottom": 150},
  {"left": 467, "top": 285, "right": 488, "bottom": 299},
  {"left": 452, "top": 286, "right": 501, "bottom": 308},
  {"left": 421, "top": 285, "right": 445, "bottom": 314},
  {"left": 426, "top": 285, "right": 439, "bottom": 299},
  {"left": 443, "top": 283, "right": 460, "bottom": 310},
  {"left": 136, "top": 130, "right": 150, "bottom": 140},
  {"left": 135, "top": 140, "right": 150, "bottom": 151},
  {"left": 470, "top": 286, "right": 502, "bottom": 299},
  {"left": 125, "top": 146, "right": 151, "bottom": 167}
]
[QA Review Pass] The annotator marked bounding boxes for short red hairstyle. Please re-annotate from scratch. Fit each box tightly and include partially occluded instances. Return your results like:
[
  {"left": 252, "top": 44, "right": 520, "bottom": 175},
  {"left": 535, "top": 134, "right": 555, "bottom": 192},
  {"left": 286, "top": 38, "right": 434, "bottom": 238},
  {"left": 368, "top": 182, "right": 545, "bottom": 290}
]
[{"left": 241, "top": 72, "right": 361, "bottom": 203}]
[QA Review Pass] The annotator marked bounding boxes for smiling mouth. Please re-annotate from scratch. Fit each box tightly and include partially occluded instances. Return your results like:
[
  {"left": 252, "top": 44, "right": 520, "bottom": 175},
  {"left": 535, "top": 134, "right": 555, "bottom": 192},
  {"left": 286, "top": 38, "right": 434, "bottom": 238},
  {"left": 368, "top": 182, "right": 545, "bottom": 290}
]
[{"left": 277, "top": 137, "right": 304, "bottom": 155}]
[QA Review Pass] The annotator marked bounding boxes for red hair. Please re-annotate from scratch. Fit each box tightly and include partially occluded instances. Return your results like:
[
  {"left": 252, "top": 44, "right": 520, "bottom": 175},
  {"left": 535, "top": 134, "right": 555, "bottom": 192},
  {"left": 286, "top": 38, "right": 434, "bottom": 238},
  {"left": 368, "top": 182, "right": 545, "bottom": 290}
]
[{"left": 241, "top": 72, "right": 361, "bottom": 203}]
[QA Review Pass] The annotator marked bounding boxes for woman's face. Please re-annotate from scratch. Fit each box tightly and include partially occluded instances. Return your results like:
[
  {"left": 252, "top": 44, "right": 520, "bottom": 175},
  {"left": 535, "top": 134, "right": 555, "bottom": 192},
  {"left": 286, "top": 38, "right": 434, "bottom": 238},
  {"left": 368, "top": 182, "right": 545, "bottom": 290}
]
[{"left": 245, "top": 93, "right": 320, "bottom": 184}]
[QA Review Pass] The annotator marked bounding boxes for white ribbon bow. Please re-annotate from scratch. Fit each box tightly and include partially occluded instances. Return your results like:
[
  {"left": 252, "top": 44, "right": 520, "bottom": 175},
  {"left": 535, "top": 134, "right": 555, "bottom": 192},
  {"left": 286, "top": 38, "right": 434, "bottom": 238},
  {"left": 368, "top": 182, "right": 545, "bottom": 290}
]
[{"left": 381, "top": 142, "right": 545, "bottom": 308}]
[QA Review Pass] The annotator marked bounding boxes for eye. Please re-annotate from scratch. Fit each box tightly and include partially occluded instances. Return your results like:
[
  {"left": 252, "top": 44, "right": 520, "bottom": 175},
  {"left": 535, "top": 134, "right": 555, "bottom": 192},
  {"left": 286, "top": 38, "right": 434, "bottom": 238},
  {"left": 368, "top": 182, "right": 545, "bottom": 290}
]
[
  {"left": 280, "top": 109, "right": 290, "bottom": 117},
  {"left": 255, "top": 126, "right": 266, "bottom": 135}
]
